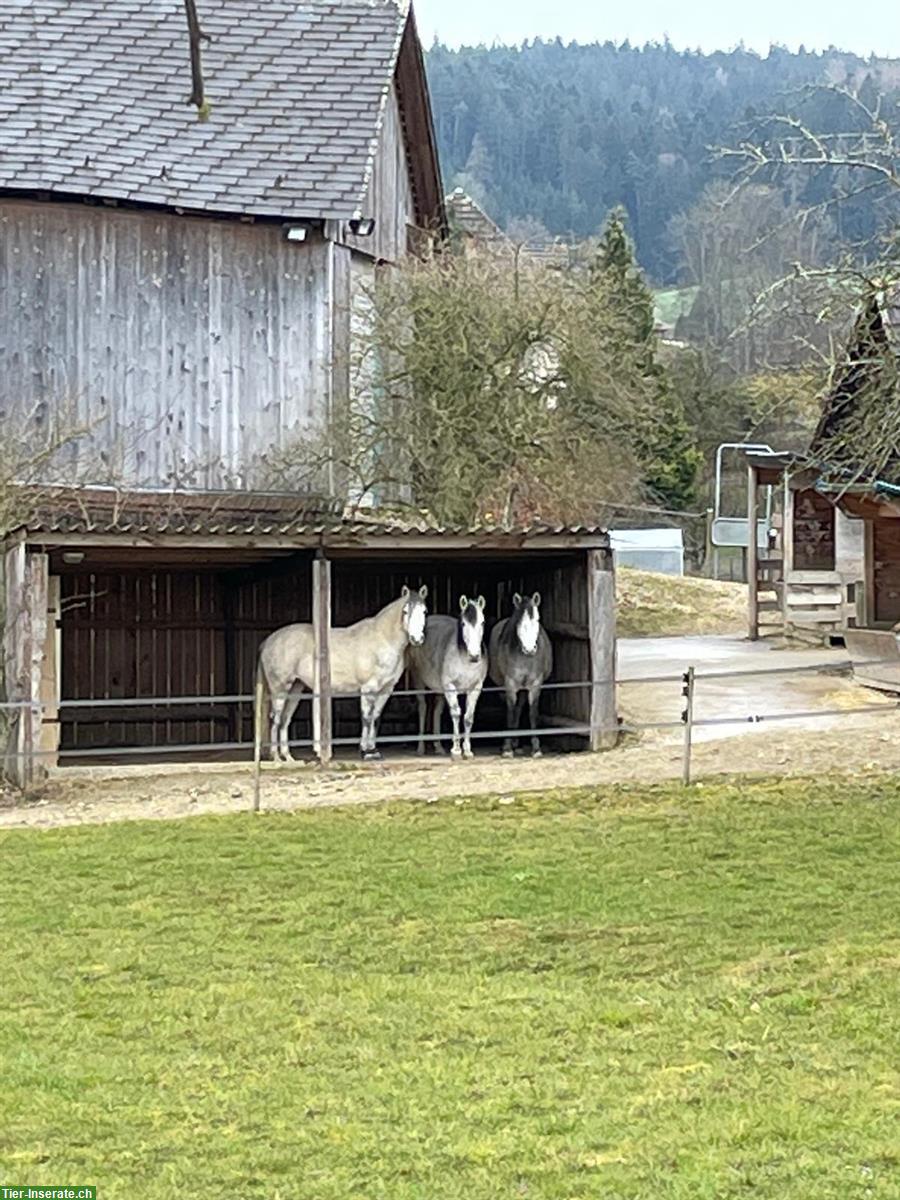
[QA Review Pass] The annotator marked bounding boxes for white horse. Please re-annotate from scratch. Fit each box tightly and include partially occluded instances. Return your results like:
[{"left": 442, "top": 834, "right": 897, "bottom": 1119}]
[
  {"left": 489, "top": 592, "right": 553, "bottom": 758},
  {"left": 408, "top": 595, "right": 488, "bottom": 759},
  {"left": 256, "top": 585, "right": 428, "bottom": 762}
]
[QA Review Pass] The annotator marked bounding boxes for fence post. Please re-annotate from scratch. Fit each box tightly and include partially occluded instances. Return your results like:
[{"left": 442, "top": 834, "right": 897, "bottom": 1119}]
[
  {"left": 252, "top": 671, "right": 264, "bottom": 813},
  {"left": 748, "top": 463, "right": 760, "bottom": 640},
  {"left": 704, "top": 508, "right": 714, "bottom": 577},
  {"left": 312, "top": 553, "right": 333, "bottom": 765},
  {"left": 681, "top": 666, "right": 695, "bottom": 787}
]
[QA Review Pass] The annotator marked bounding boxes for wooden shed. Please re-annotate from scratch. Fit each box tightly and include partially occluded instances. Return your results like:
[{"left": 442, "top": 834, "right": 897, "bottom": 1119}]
[
  {"left": 746, "top": 295, "right": 897, "bottom": 641},
  {"left": 3, "top": 491, "right": 617, "bottom": 783}
]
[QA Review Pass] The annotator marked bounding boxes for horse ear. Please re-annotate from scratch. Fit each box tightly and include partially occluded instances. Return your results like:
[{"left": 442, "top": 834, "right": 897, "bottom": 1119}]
[
  {"left": 459, "top": 594, "right": 468, "bottom": 611},
  {"left": 477, "top": 595, "right": 486, "bottom": 610},
  {"left": 533, "top": 592, "right": 542, "bottom": 608},
  {"left": 513, "top": 592, "right": 523, "bottom": 608},
  {"left": 401, "top": 585, "right": 410, "bottom": 600},
  {"left": 418, "top": 584, "right": 429, "bottom": 600}
]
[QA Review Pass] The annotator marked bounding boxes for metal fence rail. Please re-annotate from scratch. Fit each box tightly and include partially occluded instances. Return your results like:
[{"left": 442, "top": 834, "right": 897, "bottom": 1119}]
[{"left": 4, "top": 654, "right": 900, "bottom": 811}]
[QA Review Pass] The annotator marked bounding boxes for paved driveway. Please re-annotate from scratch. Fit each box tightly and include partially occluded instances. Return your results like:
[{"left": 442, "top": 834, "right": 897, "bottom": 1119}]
[{"left": 616, "top": 635, "right": 879, "bottom": 743}]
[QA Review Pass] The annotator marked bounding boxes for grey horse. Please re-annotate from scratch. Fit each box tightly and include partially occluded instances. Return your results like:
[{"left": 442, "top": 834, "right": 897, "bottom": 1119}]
[
  {"left": 408, "top": 595, "right": 488, "bottom": 759},
  {"left": 256, "top": 585, "right": 428, "bottom": 762},
  {"left": 489, "top": 592, "right": 553, "bottom": 758}
]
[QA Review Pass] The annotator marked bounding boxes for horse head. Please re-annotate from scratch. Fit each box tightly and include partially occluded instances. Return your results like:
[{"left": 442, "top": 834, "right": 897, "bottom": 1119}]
[
  {"left": 512, "top": 592, "right": 542, "bottom": 656},
  {"left": 458, "top": 594, "right": 487, "bottom": 664},
  {"left": 400, "top": 584, "right": 429, "bottom": 646}
]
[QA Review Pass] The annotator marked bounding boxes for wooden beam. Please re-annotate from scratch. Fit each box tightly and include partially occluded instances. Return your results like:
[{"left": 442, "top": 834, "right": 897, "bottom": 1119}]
[
  {"left": 312, "top": 555, "right": 333, "bottom": 765},
  {"left": 587, "top": 549, "right": 617, "bottom": 751},
  {"left": 864, "top": 519, "right": 876, "bottom": 625},
  {"left": 30, "top": 530, "right": 611, "bottom": 555},
  {"left": 782, "top": 471, "right": 794, "bottom": 629},
  {"left": 3, "top": 547, "right": 49, "bottom": 787},
  {"left": 747, "top": 464, "right": 759, "bottom": 641},
  {"left": 39, "top": 575, "right": 60, "bottom": 770}
]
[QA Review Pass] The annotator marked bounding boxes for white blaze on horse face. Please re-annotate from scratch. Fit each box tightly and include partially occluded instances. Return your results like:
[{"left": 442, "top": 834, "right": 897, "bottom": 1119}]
[
  {"left": 517, "top": 606, "right": 540, "bottom": 656},
  {"left": 461, "top": 605, "right": 485, "bottom": 661},
  {"left": 406, "top": 599, "right": 427, "bottom": 646}
]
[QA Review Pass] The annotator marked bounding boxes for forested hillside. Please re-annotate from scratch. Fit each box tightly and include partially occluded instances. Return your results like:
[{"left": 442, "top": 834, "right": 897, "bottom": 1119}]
[{"left": 426, "top": 40, "right": 900, "bottom": 282}]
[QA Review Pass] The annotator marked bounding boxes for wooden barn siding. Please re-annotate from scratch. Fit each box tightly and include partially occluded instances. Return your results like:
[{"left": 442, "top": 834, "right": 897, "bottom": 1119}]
[
  {"left": 873, "top": 519, "right": 900, "bottom": 625},
  {"left": 58, "top": 555, "right": 592, "bottom": 753},
  {"left": 0, "top": 200, "right": 333, "bottom": 490},
  {"left": 343, "top": 86, "right": 417, "bottom": 264}
]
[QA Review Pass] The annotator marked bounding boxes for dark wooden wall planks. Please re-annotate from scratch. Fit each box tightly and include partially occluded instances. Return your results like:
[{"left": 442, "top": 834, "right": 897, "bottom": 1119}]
[{"left": 58, "top": 552, "right": 595, "bottom": 756}]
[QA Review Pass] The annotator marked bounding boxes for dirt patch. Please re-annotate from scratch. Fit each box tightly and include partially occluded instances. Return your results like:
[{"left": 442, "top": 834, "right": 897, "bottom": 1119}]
[
  {"left": 4, "top": 706, "right": 900, "bottom": 831},
  {"left": 617, "top": 568, "right": 746, "bottom": 637}
]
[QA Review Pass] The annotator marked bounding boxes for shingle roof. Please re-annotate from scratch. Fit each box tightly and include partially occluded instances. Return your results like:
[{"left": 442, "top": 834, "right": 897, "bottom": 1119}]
[{"left": 0, "top": 0, "right": 413, "bottom": 220}]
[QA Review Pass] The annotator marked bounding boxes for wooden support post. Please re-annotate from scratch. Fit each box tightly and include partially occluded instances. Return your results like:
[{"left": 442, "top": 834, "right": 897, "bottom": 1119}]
[
  {"left": 863, "top": 520, "right": 876, "bottom": 626},
  {"left": 747, "top": 464, "right": 759, "bottom": 641},
  {"left": 39, "top": 575, "right": 61, "bottom": 770},
  {"left": 782, "top": 471, "right": 794, "bottom": 630},
  {"left": 587, "top": 548, "right": 618, "bottom": 751},
  {"left": 312, "top": 554, "right": 333, "bottom": 765},
  {"left": 3, "top": 546, "right": 49, "bottom": 787}
]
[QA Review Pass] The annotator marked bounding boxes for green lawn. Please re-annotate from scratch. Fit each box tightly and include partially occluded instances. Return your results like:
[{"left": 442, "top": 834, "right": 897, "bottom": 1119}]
[{"left": 2, "top": 779, "right": 899, "bottom": 1199}]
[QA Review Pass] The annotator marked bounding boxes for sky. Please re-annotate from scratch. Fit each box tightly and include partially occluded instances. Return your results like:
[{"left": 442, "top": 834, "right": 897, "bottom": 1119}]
[{"left": 413, "top": 0, "right": 900, "bottom": 59}]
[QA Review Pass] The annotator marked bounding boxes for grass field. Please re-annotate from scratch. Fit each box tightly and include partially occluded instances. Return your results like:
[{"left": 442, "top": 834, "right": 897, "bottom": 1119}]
[
  {"left": 617, "top": 567, "right": 746, "bottom": 637},
  {"left": 2, "top": 778, "right": 899, "bottom": 1198}
]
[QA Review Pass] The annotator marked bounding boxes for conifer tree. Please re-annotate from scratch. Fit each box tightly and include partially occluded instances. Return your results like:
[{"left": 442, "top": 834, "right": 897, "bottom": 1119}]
[{"left": 590, "top": 210, "right": 701, "bottom": 510}]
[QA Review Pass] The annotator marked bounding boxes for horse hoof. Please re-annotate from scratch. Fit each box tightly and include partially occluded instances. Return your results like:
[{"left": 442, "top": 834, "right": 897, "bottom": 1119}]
[
  {"left": 502, "top": 749, "right": 515, "bottom": 760},
  {"left": 450, "top": 748, "right": 463, "bottom": 760},
  {"left": 463, "top": 749, "right": 474, "bottom": 760},
  {"left": 532, "top": 749, "right": 543, "bottom": 760},
  {"left": 362, "top": 750, "right": 382, "bottom": 762}
]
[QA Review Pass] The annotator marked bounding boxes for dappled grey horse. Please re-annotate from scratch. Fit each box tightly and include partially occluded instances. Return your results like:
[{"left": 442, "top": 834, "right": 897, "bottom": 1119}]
[
  {"left": 256, "top": 585, "right": 429, "bottom": 762},
  {"left": 408, "top": 595, "right": 488, "bottom": 759},
  {"left": 489, "top": 592, "right": 553, "bottom": 758}
]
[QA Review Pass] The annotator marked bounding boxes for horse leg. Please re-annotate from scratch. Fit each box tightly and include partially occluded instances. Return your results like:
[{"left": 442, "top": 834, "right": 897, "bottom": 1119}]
[
  {"left": 502, "top": 687, "right": 519, "bottom": 758},
  {"left": 528, "top": 685, "right": 542, "bottom": 758},
  {"left": 462, "top": 683, "right": 483, "bottom": 759},
  {"left": 432, "top": 694, "right": 447, "bottom": 756},
  {"left": 280, "top": 683, "right": 303, "bottom": 763},
  {"left": 270, "top": 691, "right": 287, "bottom": 763},
  {"left": 359, "top": 691, "right": 377, "bottom": 758},
  {"left": 447, "top": 687, "right": 463, "bottom": 759},
  {"left": 362, "top": 686, "right": 393, "bottom": 761},
  {"left": 417, "top": 690, "right": 427, "bottom": 757}
]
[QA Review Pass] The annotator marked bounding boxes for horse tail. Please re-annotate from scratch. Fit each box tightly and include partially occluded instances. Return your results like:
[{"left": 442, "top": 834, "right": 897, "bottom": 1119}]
[{"left": 252, "top": 657, "right": 267, "bottom": 812}]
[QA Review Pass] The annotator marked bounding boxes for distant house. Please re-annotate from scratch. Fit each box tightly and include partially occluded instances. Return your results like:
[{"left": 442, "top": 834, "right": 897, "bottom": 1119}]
[{"left": 445, "top": 187, "right": 570, "bottom": 268}]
